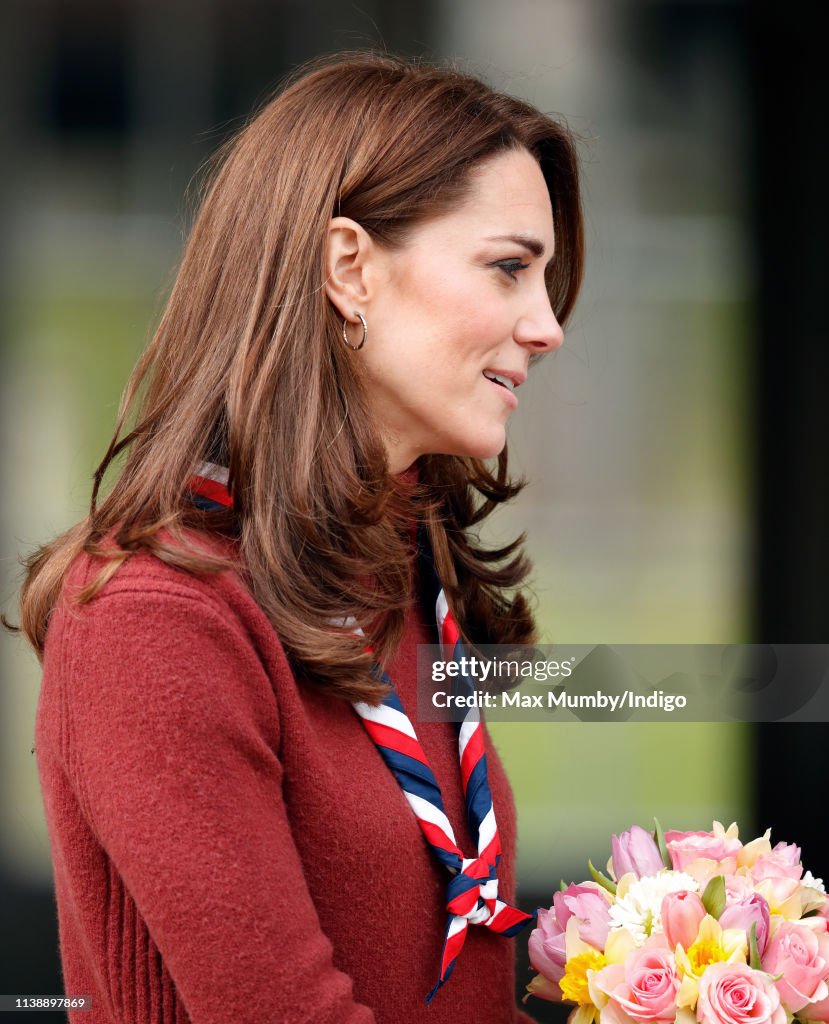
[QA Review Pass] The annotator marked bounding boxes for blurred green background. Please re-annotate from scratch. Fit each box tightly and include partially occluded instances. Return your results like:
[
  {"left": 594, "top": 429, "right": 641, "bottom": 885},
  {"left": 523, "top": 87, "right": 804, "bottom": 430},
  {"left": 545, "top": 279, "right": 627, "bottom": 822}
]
[{"left": 2, "top": 1, "right": 825, "bottom": 1018}]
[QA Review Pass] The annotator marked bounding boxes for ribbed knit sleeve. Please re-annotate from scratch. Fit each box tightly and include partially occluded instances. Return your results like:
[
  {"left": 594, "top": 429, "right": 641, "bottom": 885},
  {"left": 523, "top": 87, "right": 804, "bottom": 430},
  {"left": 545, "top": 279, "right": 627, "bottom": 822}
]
[{"left": 45, "top": 578, "right": 376, "bottom": 1024}]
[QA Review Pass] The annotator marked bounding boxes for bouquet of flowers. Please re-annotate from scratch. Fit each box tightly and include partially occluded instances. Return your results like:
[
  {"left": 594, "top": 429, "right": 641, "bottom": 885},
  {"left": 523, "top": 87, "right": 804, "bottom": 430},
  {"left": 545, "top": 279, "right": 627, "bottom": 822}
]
[{"left": 525, "top": 822, "right": 829, "bottom": 1024}]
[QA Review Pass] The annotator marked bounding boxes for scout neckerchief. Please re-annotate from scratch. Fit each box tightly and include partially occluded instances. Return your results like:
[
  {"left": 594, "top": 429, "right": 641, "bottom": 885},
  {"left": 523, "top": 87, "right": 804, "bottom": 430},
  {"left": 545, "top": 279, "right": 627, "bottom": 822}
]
[{"left": 188, "top": 462, "right": 536, "bottom": 1004}]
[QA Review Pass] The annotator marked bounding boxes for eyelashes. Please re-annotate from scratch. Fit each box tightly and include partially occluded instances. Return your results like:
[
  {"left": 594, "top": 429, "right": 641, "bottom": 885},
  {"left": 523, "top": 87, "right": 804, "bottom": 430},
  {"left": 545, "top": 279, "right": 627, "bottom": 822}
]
[{"left": 492, "top": 259, "right": 531, "bottom": 281}]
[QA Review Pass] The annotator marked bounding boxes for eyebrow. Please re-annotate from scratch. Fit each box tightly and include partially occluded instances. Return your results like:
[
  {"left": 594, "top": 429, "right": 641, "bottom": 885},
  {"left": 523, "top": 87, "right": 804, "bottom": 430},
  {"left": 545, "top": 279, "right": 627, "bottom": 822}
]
[{"left": 484, "top": 233, "right": 555, "bottom": 269}]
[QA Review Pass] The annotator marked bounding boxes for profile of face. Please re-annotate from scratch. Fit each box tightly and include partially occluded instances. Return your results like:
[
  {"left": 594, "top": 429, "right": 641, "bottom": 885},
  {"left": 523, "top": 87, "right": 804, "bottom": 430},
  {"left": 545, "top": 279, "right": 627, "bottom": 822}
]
[{"left": 324, "top": 147, "right": 564, "bottom": 474}]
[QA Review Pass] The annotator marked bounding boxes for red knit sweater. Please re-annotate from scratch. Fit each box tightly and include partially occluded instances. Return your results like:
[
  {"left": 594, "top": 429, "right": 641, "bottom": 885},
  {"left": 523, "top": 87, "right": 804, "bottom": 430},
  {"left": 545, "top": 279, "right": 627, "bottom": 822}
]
[{"left": 36, "top": 531, "right": 539, "bottom": 1023}]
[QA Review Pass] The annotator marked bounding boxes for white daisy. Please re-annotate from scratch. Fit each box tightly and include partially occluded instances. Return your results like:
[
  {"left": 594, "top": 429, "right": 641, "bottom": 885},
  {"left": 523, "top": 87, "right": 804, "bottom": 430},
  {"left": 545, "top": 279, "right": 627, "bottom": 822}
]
[{"left": 608, "top": 871, "right": 700, "bottom": 945}]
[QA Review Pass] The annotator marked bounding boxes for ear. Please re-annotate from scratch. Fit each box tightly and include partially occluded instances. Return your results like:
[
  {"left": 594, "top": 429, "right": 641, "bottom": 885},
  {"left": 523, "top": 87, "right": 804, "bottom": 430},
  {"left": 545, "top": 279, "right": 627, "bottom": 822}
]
[{"left": 323, "top": 216, "right": 379, "bottom": 321}]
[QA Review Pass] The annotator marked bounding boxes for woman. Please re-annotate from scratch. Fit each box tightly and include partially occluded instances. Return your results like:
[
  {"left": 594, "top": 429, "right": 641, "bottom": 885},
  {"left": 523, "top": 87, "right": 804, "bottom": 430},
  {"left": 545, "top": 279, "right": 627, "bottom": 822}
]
[{"left": 12, "top": 51, "right": 583, "bottom": 1023}]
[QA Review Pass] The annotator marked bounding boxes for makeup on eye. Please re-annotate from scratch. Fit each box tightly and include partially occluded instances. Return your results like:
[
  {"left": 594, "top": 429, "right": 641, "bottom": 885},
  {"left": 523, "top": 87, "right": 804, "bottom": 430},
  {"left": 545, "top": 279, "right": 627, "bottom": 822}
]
[
  {"left": 490, "top": 258, "right": 531, "bottom": 280},
  {"left": 483, "top": 232, "right": 555, "bottom": 270}
]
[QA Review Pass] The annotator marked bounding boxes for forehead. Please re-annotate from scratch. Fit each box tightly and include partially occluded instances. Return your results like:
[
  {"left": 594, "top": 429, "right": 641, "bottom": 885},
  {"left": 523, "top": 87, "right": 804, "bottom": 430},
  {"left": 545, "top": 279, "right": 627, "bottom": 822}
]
[{"left": 431, "top": 148, "right": 555, "bottom": 248}]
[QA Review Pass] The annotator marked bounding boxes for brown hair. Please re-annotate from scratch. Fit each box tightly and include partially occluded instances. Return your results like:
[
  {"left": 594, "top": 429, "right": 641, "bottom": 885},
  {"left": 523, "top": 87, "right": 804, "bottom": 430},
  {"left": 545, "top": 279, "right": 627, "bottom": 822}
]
[{"left": 8, "top": 51, "right": 584, "bottom": 703}]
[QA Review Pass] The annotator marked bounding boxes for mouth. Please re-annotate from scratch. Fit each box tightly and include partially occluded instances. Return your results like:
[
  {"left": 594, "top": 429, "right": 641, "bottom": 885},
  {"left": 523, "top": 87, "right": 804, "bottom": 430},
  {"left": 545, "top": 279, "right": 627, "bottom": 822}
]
[
  {"left": 482, "top": 369, "right": 521, "bottom": 408},
  {"left": 482, "top": 370, "right": 515, "bottom": 391},
  {"left": 482, "top": 368, "right": 526, "bottom": 390}
]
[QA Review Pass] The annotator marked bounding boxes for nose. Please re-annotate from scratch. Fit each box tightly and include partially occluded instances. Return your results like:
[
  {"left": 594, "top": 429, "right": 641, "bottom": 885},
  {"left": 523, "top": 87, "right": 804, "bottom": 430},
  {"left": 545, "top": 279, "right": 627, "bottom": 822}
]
[{"left": 513, "top": 290, "right": 564, "bottom": 353}]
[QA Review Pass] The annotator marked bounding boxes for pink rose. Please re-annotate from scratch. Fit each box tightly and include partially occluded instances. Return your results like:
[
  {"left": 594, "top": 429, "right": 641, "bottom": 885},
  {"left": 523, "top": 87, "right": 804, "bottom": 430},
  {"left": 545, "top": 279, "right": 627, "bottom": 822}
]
[
  {"left": 697, "top": 962, "right": 786, "bottom": 1024},
  {"left": 665, "top": 828, "right": 742, "bottom": 880},
  {"left": 752, "top": 842, "right": 803, "bottom": 885},
  {"left": 527, "top": 883, "right": 612, "bottom": 996},
  {"left": 719, "top": 893, "right": 771, "bottom": 956},
  {"left": 762, "top": 920, "right": 829, "bottom": 1013},
  {"left": 662, "top": 891, "right": 706, "bottom": 950},
  {"left": 803, "top": 993, "right": 829, "bottom": 1023},
  {"left": 725, "top": 874, "right": 755, "bottom": 901},
  {"left": 594, "top": 947, "right": 679, "bottom": 1023},
  {"left": 612, "top": 826, "right": 665, "bottom": 880}
]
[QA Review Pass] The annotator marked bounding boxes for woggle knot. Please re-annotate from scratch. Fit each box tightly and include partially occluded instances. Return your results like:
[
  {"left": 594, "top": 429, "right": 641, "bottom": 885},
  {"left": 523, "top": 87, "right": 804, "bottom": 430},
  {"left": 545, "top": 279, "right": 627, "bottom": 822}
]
[{"left": 445, "top": 856, "right": 499, "bottom": 924}]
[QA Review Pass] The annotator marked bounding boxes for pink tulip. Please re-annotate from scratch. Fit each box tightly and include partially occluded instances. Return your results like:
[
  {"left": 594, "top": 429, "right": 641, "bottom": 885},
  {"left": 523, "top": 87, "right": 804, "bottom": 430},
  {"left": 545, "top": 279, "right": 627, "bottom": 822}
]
[
  {"left": 612, "top": 825, "right": 665, "bottom": 880},
  {"left": 697, "top": 962, "right": 786, "bottom": 1024},
  {"left": 762, "top": 920, "right": 829, "bottom": 1013},
  {"left": 553, "top": 882, "right": 612, "bottom": 951},
  {"left": 523, "top": 970, "right": 563, "bottom": 1005},
  {"left": 719, "top": 893, "right": 771, "bottom": 956},
  {"left": 527, "top": 907, "right": 566, "bottom": 996},
  {"left": 664, "top": 828, "right": 742, "bottom": 879},
  {"left": 526, "top": 883, "right": 612, "bottom": 997},
  {"left": 661, "top": 890, "right": 706, "bottom": 950},
  {"left": 593, "top": 947, "right": 679, "bottom": 1023}
]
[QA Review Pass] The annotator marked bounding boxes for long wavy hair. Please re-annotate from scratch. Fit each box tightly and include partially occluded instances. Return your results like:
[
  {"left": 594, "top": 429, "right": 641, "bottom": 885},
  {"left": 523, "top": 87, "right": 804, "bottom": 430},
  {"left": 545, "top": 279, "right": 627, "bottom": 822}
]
[{"left": 8, "top": 51, "right": 584, "bottom": 703}]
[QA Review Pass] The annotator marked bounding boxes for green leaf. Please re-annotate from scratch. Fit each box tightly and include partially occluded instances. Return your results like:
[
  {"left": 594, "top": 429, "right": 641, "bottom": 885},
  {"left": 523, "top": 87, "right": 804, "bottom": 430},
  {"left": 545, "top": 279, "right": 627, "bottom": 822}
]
[
  {"left": 588, "top": 859, "right": 617, "bottom": 895},
  {"left": 748, "top": 921, "right": 762, "bottom": 969},
  {"left": 653, "top": 818, "right": 673, "bottom": 870},
  {"left": 560, "top": 879, "right": 568, "bottom": 892},
  {"left": 701, "top": 875, "right": 726, "bottom": 919}
]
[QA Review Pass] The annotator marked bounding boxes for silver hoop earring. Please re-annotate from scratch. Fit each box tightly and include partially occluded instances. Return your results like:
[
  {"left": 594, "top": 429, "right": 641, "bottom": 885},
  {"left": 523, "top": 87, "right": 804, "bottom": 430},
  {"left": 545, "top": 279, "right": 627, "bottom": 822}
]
[{"left": 341, "top": 311, "right": 367, "bottom": 351}]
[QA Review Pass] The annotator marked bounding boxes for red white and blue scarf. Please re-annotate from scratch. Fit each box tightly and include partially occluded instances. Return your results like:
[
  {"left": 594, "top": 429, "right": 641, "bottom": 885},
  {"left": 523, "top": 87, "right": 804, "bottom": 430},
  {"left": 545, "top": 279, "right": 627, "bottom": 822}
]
[{"left": 188, "top": 462, "right": 535, "bottom": 1004}]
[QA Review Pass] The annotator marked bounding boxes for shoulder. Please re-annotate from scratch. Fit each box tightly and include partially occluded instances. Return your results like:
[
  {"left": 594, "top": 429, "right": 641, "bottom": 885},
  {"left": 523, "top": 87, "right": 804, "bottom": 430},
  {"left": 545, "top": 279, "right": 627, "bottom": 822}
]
[
  {"left": 64, "top": 525, "right": 245, "bottom": 615},
  {"left": 39, "top": 528, "right": 294, "bottom": 766},
  {"left": 50, "top": 526, "right": 290, "bottom": 686}
]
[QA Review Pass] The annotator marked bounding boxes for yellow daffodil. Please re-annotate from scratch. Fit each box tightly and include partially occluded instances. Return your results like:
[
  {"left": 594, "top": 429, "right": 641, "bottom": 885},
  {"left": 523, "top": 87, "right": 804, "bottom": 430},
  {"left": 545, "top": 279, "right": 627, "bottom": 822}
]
[
  {"left": 737, "top": 829, "right": 772, "bottom": 870},
  {"left": 613, "top": 872, "right": 638, "bottom": 900},
  {"left": 753, "top": 878, "right": 802, "bottom": 920},
  {"left": 675, "top": 914, "right": 748, "bottom": 1008},
  {"left": 567, "top": 1006, "right": 600, "bottom": 1024},
  {"left": 561, "top": 951, "right": 609, "bottom": 1004},
  {"left": 604, "top": 927, "right": 639, "bottom": 965},
  {"left": 556, "top": 916, "right": 620, "bottom": 1022}
]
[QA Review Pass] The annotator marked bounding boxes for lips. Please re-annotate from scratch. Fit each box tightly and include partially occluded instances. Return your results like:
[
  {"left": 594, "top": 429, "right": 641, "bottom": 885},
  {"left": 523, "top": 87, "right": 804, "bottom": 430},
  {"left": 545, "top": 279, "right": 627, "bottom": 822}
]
[
  {"left": 481, "top": 367, "right": 527, "bottom": 390},
  {"left": 483, "top": 370, "right": 515, "bottom": 391},
  {"left": 482, "top": 370, "right": 519, "bottom": 409}
]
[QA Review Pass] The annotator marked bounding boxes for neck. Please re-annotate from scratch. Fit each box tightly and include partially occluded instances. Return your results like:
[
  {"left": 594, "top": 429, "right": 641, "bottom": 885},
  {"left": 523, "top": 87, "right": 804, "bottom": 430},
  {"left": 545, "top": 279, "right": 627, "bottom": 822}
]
[{"left": 390, "top": 455, "right": 418, "bottom": 475}]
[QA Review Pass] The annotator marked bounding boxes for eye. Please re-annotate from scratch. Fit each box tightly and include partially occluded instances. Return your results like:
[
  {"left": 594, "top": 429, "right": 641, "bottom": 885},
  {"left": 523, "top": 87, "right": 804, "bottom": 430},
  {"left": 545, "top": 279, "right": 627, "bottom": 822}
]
[{"left": 492, "top": 259, "right": 530, "bottom": 281}]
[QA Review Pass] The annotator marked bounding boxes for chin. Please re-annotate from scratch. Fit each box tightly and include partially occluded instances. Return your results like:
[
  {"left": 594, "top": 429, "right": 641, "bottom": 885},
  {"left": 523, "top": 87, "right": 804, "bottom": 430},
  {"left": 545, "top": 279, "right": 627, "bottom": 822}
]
[{"left": 453, "top": 429, "right": 507, "bottom": 461}]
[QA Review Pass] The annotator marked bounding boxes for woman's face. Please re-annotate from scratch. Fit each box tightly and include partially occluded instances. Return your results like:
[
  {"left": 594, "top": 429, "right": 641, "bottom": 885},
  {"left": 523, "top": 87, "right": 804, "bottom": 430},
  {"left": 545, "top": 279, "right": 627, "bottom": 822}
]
[{"left": 325, "top": 147, "right": 563, "bottom": 473}]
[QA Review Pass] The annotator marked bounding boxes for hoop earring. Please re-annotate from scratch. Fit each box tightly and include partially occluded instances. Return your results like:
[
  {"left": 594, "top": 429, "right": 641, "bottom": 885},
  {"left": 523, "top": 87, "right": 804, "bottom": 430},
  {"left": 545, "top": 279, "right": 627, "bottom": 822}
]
[{"left": 342, "top": 311, "right": 367, "bottom": 351}]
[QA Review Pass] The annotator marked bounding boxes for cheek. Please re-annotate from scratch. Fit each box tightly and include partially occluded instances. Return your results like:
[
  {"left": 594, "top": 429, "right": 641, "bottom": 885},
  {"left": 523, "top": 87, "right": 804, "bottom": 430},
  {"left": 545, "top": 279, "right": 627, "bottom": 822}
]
[{"left": 395, "top": 258, "right": 499, "bottom": 337}]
